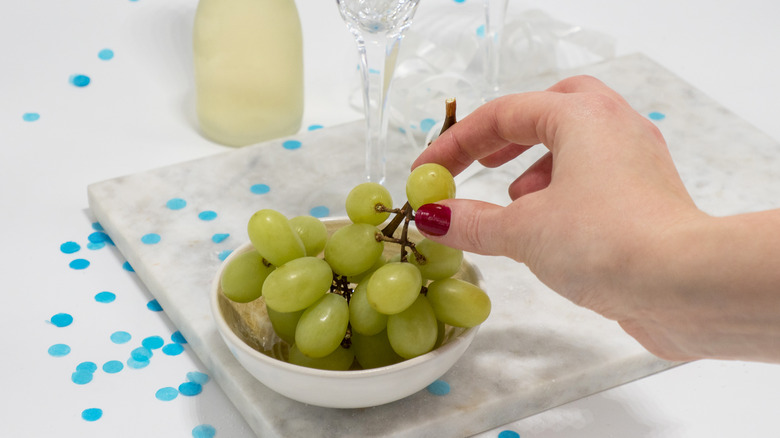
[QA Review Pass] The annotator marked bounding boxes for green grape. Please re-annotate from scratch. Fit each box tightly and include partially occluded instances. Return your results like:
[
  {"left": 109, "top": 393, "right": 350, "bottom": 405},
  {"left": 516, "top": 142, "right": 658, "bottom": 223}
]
[
  {"left": 247, "top": 209, "right": 305, "bottom": 266},
  {"left": 288, "top": 344, "right": 354, "bottom": 371},
  {"left": 347, "top": 254, "right": 386, "bottom": 284},
  {"left": 266, "top": 306, "right": 303, "bottom": 345},
  {"left": 426, "top": 277, "right": 491, "bottom": 328},
  {"left": 324, "top": 223, "right": 384, "bottom": 277},
  {"left": 386, "top": 295, "right": 438, "bottom": 359},
  {"left": 433, "top": 319, "right": 446, "bottom": 349},
  {"left": 262, "top": 256, "right": 332, "bottom": 313},
  {"left": 351, "top": 330, "right": 403, "bottom": 369},
  {"left": 409, "top": 238, "right": 463, "bottom": 280},
  {"left": 289, "top": 215, "right": 328, "bottom": 256},
  {"left": 349, "top": 281, "right": 387, "bottom": 336},
  {"left": 294, "top": 293, "right": 350, "bottom": 358},
  {"left": 345, "top": 182, "right": 393, "bottom": 226},
  {"left": 366, "top": 262, "right": 422, "bottom": 315},
  {"left": 406, "top": 163, "right": 456, "bottom": 211},
  {"left": 220, "top": 249, "right": 275, "bottom": 303}
]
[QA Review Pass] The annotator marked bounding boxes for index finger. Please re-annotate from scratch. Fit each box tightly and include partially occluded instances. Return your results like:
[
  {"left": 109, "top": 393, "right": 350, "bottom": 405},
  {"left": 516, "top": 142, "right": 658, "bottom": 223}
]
[
  {"left": 411, "top": 92, "right": 547, "bottom": 175},
  {"left": 411, "top": 75, "right": 621, "bottom": 174}
]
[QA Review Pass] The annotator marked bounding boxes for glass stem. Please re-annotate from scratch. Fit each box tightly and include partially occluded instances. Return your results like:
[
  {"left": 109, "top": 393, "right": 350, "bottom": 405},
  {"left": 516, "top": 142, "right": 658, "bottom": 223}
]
[
  {"left": 484, "top": 0, "right": 509, "bottom": 99},
  {"left": 356, "top": 31, "right": 401, "bottom": 185}
]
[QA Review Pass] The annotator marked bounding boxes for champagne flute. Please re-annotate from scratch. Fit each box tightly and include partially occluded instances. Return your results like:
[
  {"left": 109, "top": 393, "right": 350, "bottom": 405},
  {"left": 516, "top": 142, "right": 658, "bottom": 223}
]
[
  {"left": 483, "top": 0, "right": 508, "bottom": 99},
  {"left": 336, "top": 0, "right": 421, "bottom": 185}
]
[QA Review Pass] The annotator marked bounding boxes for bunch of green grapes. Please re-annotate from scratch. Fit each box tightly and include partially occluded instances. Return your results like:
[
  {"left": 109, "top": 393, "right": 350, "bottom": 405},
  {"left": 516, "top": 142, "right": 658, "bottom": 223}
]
[{"left": 220, "top": 164, "right": 490, "bottom": 371}]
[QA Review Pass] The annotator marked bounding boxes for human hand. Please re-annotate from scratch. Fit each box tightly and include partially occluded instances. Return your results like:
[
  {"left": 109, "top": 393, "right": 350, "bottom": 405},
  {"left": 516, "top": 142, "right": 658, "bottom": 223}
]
[{"left": 412, "top": 76, "right": 707, "bottom": 360}]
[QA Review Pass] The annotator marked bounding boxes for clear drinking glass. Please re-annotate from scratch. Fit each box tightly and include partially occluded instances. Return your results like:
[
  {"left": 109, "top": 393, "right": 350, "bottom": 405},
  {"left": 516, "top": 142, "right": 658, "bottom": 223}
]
[
  {"left": 337, "top": 0, "right": 421, "bottom": 185},
  {"left": 483, "top": 0, "right": 508, "bottom": 99}
]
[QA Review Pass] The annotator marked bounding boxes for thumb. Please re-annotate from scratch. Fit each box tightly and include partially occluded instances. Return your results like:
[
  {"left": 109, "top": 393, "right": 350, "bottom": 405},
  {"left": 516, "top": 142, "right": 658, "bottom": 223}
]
[{"left": 413, "top": 199, "right": 518, "bottom": 259}]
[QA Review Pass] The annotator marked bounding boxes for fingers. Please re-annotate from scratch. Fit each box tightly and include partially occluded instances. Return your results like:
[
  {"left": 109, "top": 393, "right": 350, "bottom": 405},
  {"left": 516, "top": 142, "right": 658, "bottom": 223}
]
[
  {"left": 415, "top": 199, "right": 522, "bottom": 260},
  {"left": 508, "top": 152, "right": 553, "bottom": 200},
  {"left": 412, "top": 93, "right": 549, "bottom": 175},
  {"left": 547, "top": 75, "right": 628, "bottom": 105},
  {"left": 478, "top": 143, "right": 535, "bottom": 168},
  {"left": 412, "top": 75, "right": 624, "bottom": 175}
]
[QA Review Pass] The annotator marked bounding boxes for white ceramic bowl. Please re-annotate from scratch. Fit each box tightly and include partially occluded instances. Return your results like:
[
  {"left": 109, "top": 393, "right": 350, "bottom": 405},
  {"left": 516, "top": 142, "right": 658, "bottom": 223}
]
[{"left": 210, "top": 218, "right": 482, "bottom": 408}]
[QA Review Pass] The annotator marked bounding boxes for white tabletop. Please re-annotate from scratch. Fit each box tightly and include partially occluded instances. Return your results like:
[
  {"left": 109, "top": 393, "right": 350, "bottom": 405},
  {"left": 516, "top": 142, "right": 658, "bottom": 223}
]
[{"left": 2, "top": 0, "right": 779, "bottom": 437}]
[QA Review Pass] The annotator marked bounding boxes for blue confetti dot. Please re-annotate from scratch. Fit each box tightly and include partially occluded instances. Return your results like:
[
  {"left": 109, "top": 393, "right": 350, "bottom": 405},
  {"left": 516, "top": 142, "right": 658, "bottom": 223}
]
[
  {"left": 77, "top": 361, "right": 98, "bottom": 373},
  {"left": 95, "top": 291, "right": 116, "bottom": 303},
  {"left": 102, "top": 360, "right": 124, "bottom": 374},
  {"left": 427, "top": 379, "right": 450, "bottom": 396},
  {"left": 87, "top": 241, "right": 105, "bottom": 250},
  {"left": 162, "top": 343, "right": 184, "bottom": 356},
  {"left": 166, "top": 198, "right": 187, "bottom": 210},
  {"left": 48, "top": 344, "right": 71, "bottom": 357},
  {"left": 92, "top": 222, "right": 104, "bottom": 231},
  {"left": 69, "top": 259, "right": 90, "bottom": 270},
  {"left": 71, "top": 370, "right": 93, "bottom": 385},
  {"left": 211, "top": 233, "right": 229, "bottom": 243},
  {"left": 179, "top": 381, "right": 202, "bottom": 396},
  {"left": 131, "top": 347, "right": 153, "bottom": 361},
  {"left": 147, "top": 299, "right": 163, "bottom": 312},
  {"left": 192, "top": 424, "right": 217, "bottom": 438},
  {"left": 171, "top": 331, "right": 187, "bottom": 344},
  {"left": 81, "top": 408, "right": 102, "bottom": 422},
  {"left": 310, "top": 206, "right": 330, "bottom": 218},
  {"left": 218, "top": 250, "right": 232, "bottom": 261},
  {"left": 70, "top": 74, "right": 91, "bottom": 87},
  {"left": 187, "top": 371, "right": 209, "bottom": 385},
  {"left": 51, "top": 313, "right": 73, "bottom": 327},
  {"left": 250, "top": 183, "right": 270, "bottom": 194},
  {"left": 122, "top": 261, "right": 134, "bottom": 272},
  {"left": 98, "top": 49, "right": 114, "bottom": 60},
  {"left": 23, "top": 112, "right": 40, "bottom": 122},
  {"left": 142, "top": 336, "right": 164, "bottom": 350},
  {"left": 649, "top": 111, "right": 666, "bottom": 121},
  {"left": 127, "top": 358, "right": 150, "bottom": 369},
  {"left": 60, "top": 241, "right": 81, "bottom": 253},
  {"left": 198, "top": 210, "right": 217, "bottom": 221},
  {"left": 110, "top": 331, "right": 131, "bottom": 344},
  {"left": 476, "top": 24, "right": 486, "bottom": 38},
  {"left": 282, "top": 139, "right": 302, "bottom": 150},
  {"left": 156, "top": 387, "right": 179, "bottom": 401},
  {"left": 498, "top": 431, "right": 521, "bottom": 438},
  {"left": 307, "top": 124, "right": 324, "bottom": 131},
  {"left": 420, "top": 118, "right": 436, "bottom": 132},
  {"left": 141, "top": 233, "right": 161, "bottom": 244},
  {"left": 453, "top": 0, "right": 466, "bottom": 3},
  {"left": 88, "top": 231, "right": 113, "bottom": 245}
]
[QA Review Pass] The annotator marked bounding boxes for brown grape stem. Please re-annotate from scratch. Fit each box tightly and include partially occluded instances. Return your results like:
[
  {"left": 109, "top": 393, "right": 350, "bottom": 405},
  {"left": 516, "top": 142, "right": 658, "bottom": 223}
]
[
  {"left": 439, "top": 98, "right": 457, "bottom": 134},
  {"left": 380, "top": 201, "right": 411, "bottom": 237}
]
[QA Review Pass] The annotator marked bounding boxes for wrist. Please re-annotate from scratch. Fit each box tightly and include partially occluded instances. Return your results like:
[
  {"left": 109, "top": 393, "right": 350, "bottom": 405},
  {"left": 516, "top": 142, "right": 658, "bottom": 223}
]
[{"left": 629, "top": 211, "right": 780, "bottom": 362}]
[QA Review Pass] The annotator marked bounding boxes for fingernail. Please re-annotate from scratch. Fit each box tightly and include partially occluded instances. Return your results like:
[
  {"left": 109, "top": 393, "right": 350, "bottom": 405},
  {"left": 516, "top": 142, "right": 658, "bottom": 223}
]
[{"left": 414, "top": 203, "right": 451, "bottom": 236}]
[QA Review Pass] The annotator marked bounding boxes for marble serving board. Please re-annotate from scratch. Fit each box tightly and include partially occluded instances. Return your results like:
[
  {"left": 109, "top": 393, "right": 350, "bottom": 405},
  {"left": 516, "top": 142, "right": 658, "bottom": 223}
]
[{"left": 88, "top": 53, "right": 780, "bottom": 438}]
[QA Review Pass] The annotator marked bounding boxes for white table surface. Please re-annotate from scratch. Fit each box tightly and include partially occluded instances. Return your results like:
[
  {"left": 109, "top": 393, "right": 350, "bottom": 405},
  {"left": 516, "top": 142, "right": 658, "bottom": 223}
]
[{"left": 2, "top": 0, "right": 779, "bottom": 437}]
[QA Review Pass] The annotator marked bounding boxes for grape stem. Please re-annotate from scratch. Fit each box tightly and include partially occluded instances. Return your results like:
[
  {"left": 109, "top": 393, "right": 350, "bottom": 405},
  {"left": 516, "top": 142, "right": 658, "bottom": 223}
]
[
  {"left": 341, "top": 325, "right": 352, "bottom": 349},
  {"left": 380, "top": 201, "right": 411, "bottom": 237},
  {"left": 331, "top": 273, "right": 353, "bottom": 303}
]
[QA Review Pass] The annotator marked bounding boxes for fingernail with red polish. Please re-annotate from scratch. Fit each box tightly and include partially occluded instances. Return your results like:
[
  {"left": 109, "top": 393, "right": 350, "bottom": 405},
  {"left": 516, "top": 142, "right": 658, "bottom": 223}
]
[{"left": 414, "top": 203, "right": 451, "bottom": 236}]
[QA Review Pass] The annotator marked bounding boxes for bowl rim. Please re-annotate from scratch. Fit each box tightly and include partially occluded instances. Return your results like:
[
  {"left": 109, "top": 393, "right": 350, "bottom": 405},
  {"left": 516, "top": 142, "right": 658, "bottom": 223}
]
[{"left": 210, "top": 218, "right": 480, "bottom": 379}]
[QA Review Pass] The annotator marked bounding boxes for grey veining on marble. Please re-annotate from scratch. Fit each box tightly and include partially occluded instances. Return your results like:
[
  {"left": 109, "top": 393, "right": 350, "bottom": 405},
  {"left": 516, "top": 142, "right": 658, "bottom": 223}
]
[{"left": 87, "top": 53, "right": 780, "bottom": 438}]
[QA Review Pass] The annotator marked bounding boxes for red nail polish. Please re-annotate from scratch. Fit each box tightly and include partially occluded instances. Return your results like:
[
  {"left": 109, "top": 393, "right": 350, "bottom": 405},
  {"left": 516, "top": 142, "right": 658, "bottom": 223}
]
[{"left": 414, "top": 203, "right": 451, "bottom": 236}]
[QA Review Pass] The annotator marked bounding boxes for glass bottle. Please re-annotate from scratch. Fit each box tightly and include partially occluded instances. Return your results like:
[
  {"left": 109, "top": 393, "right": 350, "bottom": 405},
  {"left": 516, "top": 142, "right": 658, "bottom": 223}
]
[{"left": 193, "top": 0, "right": 304, "bottom": 147}]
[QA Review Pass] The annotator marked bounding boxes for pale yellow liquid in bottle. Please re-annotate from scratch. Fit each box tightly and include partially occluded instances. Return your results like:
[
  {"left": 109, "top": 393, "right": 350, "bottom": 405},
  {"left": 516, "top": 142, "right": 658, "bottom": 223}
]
[{"left": 193, "top": 0, "right": 304, "bottom": 147}]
